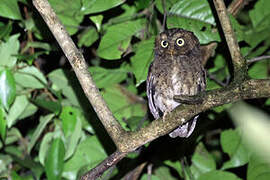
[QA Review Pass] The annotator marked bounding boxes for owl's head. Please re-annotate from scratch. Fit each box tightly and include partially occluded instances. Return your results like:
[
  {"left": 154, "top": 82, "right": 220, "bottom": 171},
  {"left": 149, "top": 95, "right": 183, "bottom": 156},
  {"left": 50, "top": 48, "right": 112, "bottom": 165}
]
[{"left": 154, "top": 28, "right": 200, "bottom": 56}]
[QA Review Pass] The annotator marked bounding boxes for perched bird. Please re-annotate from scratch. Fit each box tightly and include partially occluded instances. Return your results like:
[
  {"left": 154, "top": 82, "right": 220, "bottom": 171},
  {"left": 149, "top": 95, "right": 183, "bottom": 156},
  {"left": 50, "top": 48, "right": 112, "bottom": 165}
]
[{"left": 146, "top": 28, "right": 206, "bottom": 138}]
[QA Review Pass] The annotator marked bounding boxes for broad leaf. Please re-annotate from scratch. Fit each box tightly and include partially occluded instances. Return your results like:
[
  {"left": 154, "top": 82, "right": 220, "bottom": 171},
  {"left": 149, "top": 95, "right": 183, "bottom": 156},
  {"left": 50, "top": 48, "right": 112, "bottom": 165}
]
[
  {"left": 78, "top": 28, "right": 99, "bottom": 47},
  {"left": 97, "top": 19, "right": 146, "bottom": 60},
  {"left": 0, "top": 69, "right": 16, "bottom": 110},
  {"left": 0, "top": 108, "right": 6, "bottom": 140},
  {"left": 130, "top": 37, "right": 155, "bottom": 86},
  {"left": 28, "top": 114, "right": 54, "bottom": 153},
  {"left": 102, "top": 84, "right": 147, "bottom": 130},
  {"left": 169, "top": 0, "right": 215, "bottom": 25},
  {"left": 247, "top": 155, "right": 270, "bottom": 180},
  {"left": 6, "top": 95, "right": 28, "bottom": 128},
  {"left": 0, "top": 0, "right": 22, "bottom": 20},
  {"left": 45, "top": 138, "right": 65, "bottom": 180},
  {"left": 82, "top": 0, "right": 125, "bottom": 14},
  {"left": 0, "top": 34, "right": 20, "bottom": 67},
  {"left": 48, "top": 0, "right": 84, "bottom": 35},
  {"left": 89, "top": 65, "right": 128, "bottom": 88},
  {"left": 249, "top": 0, "right": 270, "bottom": 28},
  {"left": 190, "top": 143, "right": 216, "bottom": 179},
  {"left": 63, "top": 136, "right": 107, "bottom": 180},
  {"left": 220, "top": 129, "right": 249, "bottom": 170},
  {"left": 198, "top": 170, "right": 241, "bottom": 180}
]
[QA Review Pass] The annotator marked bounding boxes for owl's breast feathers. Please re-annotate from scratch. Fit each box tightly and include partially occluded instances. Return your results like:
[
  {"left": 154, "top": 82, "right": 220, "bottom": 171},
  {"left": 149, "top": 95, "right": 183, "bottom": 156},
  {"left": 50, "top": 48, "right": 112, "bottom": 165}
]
[{"left": 147, "top": 54, "right": 205, "bottom": 115}]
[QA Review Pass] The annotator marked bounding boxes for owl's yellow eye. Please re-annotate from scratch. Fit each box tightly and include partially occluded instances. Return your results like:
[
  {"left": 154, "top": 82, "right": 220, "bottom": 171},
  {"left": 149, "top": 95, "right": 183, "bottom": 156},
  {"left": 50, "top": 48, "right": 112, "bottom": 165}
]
[
  {"left": 176, "top": 38, "right": 185, "bottom": 46},
  {"left": 160, "top": 40, "right": 168, "bottom": 48}
]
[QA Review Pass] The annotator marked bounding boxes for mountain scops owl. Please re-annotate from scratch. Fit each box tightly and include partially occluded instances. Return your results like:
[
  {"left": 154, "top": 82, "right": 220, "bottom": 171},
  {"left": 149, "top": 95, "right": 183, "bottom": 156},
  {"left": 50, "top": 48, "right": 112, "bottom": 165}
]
[{"left": 146, "top": 28, "right": 206, "bottom": 138}]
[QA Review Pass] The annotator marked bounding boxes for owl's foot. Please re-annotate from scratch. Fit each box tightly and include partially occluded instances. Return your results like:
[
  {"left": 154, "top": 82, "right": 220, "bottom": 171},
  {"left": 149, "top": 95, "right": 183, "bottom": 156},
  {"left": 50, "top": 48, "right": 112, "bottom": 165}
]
[
  {"left": 173, "top": 93, "right": 204, "bottom": 105},
  {"left": 169, "top": 116, "right": 198, "bottom": 138}
]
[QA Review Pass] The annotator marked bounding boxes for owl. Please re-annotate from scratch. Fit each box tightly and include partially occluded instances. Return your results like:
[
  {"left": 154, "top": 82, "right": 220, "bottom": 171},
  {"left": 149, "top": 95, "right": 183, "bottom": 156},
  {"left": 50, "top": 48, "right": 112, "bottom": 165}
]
[{"left": 146, "top": 28, "right": 206, "bottom": 138}]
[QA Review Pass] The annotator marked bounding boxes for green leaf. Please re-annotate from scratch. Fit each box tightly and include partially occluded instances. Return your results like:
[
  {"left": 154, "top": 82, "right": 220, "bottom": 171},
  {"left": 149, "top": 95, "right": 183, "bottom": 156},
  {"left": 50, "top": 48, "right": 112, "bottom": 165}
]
[
  {"left": 228, "top": 102, "right": 270, "bottom": 164},
  {"left": 23, "top": 41, "right": 53, "bottom": 51},
  {"left": 135, "top": 0, "right": 152, "bottom": 11},
  {"left": 248, "top": 61, "right": 269, "bottom": 79},
  {"left": 11, "top": 170, "right": 33, "bottom": 180},
  {"left": 64, "top": 113, "right": 82, "bottom": 160},
  {"left": 14, "top": 72, "right": 45, "bottom": 89},
  {"left": 78, "top": 28, "right": 99, "bottom": 47},
  {"left": 97, "top": 19, "right": 145, "bottom": 60},
  {"left": 167, "top": 16, "right": 220, "bottom": 44},
  {"left": 102, "top": 85, "right": 146, "bottom": 130},
  {"left": 247, "top": 155, "right": 270, "bottom": 180},
  {"left": 33, "top": 98, "right": 61, "bottom": 115},
  {"left": 141, "top": 174, "right": 160, "bottom": 180},
  {"left": 0, "top": 34, "right": 20, "bottom": 67},
  {"left": 81, "top": 0, "right": 125, "bottom": 14},
  {"left": 0, "top": 155, "right": 12, "bottom": 175},
  {"left": 169, "top": 0, "right": 215, "bottom": 25},
  {"left": 130, "top": 37, "right": 155, "bottom": 86},
  {"left": 155, "top": 166, "right": 177, "bottom": 180},
  {"left": 19, "top": 65, "right": 47, "bottom": 83},
  {"left": 90, "top": 15, "right": 103, "bottom": 31},
  {"left": 249, "top": 0, "right": 270, "bottom": 28},
  {"left": 0, "top": 21, "right": 12, "bottom": 40},
  {"left": 28, "top": 114, "right": 54, "bottom": 154},
  {"left": 48, "top": 0, "right": 84, "bottom": 35},
  {"left": 155, "top": 0, "right": 179, "bottom": 13},
  {"left": 89, "top": 65, "right": 128, "bottom": 88},
  {"left": 0, "top": 108, "right": 6, "bottom": 140},
  {"left": 220, "top": 129, "right": 249, "bottom": 169},
  {"left": 48, "top": 69, "right": 85, "bottom": 107},
  {"left": 45, "top": 138, "right": 65, "bottom": 180},
  {"left": 190, "top": 143, "right": 216, "bottom": 179},
  {"left": 0, "top": 0, "right": 22, "bottom": 20},
  {"left": 164, "top": 160, "right": 183, "bottom": 178},
  {"left": 60, "top": 106, "right": 78, "bottom": 137},
  {"left": 39, "top": 132, "right": 54, "bottom": 165},
  {"left": 6, "top": 95, "right": 28, "bottom": 128},
  {"left": 4, "top": 128, "right": 22, "bottom": 146},
  {"left": 0, "top": 69, "right": 16, "bottom": 110},
  {"left": 17, "top": 102, "right": 38, "bottom": 120},
  {"left": 63, "top": 136, "right": 107, "bottom": 180},
  {"left": 198, "top": 170, "right": 241, "bottom": 180}
]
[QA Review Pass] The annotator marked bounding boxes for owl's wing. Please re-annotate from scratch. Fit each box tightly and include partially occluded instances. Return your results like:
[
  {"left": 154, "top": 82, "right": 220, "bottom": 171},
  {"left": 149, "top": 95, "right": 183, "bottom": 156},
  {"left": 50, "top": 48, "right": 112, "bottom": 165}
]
[{"left": 146, "top": 63, "right": 160, "bottom": 119}]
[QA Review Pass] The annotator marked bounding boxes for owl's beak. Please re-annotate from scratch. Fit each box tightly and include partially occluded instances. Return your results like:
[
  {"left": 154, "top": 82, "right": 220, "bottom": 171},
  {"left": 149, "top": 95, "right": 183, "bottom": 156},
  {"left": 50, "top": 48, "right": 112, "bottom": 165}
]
[{"left": 167, "top": 49, "right": 175, "bottom": 56}]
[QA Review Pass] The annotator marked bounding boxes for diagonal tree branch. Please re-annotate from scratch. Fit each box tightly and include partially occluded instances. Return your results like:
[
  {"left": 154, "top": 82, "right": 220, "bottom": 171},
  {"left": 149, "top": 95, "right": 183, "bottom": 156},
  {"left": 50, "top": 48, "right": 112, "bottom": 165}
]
[
  {"left": 213, "top": 0, "right": 247, "bottom": 81},
  {"left": 32, "top": 0, "right": 127, "bottom": 149}
]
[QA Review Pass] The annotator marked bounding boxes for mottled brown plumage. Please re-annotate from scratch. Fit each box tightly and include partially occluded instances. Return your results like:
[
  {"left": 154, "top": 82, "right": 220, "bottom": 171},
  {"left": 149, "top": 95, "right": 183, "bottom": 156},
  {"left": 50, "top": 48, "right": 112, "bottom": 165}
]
[{"left": 147, "top": 28, "right": 206, "bottom": 138}]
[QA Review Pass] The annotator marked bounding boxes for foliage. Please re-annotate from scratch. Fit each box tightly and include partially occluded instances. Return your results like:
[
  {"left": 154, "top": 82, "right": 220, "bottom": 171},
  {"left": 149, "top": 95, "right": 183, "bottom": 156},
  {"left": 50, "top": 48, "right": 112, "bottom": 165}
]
[{"left": 0, "top": 0, "right": 269, "bottom": 179}]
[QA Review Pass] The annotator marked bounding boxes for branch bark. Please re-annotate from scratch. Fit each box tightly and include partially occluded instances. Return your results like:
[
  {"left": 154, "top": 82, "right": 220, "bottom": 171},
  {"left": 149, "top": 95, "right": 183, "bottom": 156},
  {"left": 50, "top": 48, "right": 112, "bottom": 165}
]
[
  {"left": 81, "top": 151, "right": 127, "bottom": 180},
  {"left": 32, "top": 0, "right": 270, "bottom": 179},
  {"left": 213, "top": 0, "right": 247, "bottom": 82}
]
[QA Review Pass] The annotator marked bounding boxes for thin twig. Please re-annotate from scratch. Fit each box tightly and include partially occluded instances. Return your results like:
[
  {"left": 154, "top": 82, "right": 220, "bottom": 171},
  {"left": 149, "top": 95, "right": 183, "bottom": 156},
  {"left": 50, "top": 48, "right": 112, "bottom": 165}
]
[
  {"left": 207, "top": 73, "right": 227, "bottom": 87},
  {"left": 147, "top": 164, "right": 153, "bottom": 180},
  {"left": 32, "top": 0, "right": 126, "bottom": 149},
  {"left": 228, "top": 0, "right": 254, "bottom": 16},
  {"left": 213, "top": 0, "right": 247, "bottom": 81},
  {"left": 247, "top": 55, "right": 270, "bottom": 64}
]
